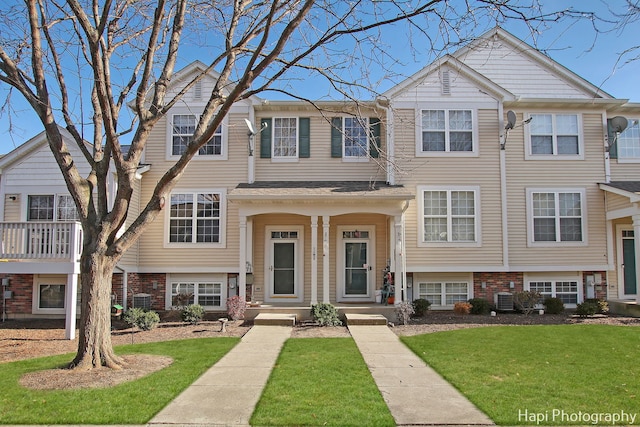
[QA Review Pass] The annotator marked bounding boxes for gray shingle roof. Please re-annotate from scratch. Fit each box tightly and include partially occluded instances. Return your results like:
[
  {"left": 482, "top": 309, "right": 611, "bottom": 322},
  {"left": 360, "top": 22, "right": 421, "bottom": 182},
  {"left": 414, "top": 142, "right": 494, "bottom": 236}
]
[{"left": 229, "top": 181, "right": 414, "bottom": 200}]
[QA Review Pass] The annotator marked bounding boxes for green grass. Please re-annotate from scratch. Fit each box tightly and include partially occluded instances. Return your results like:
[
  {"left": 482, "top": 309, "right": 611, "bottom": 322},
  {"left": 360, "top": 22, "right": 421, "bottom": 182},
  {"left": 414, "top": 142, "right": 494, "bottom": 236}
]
[
  {"left": 0, "top": 337, "right": 239, "bottom": 424},
  {"left": 401, "top": 325, "right": 640, "bottom": 425},
  {"left": 251, "top": 338, "right": 395, "bottom": 427}
]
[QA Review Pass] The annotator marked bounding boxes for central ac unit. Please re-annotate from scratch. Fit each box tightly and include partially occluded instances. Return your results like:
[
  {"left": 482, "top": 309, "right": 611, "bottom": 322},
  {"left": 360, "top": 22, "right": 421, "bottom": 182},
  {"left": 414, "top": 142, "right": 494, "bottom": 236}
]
[
  {"left": 495, "top": 292, "right": 514, "bottom": 311},
  {"left": 133, "top": 293, "right": 151, "bottom": 310}
]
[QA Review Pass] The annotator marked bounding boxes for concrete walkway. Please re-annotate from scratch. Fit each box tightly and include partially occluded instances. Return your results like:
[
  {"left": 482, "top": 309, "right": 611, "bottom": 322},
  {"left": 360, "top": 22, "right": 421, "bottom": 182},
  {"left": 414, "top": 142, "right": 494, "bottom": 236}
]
[
  {"left": 348, "top": 324, "right": 494, "bottom": 426},
  {"left": 148, "top": 324, "right": 292, "bottom": 427}
]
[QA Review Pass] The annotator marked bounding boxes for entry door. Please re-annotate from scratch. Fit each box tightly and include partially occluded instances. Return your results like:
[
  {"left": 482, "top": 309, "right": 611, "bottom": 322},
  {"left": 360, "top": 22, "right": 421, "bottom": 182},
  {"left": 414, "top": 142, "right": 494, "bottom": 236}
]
[
  {"left": 339, "top": 228, "right": 374, "bottom": 300},
  {"left": 622, "top": 230, "right": 637, "bottom": 296},
  {"left": 266, "top": 228, "right": 303, "bottom": 302},
  {"left": 273, "top": 241, "right": 295, "bottom": 295}
]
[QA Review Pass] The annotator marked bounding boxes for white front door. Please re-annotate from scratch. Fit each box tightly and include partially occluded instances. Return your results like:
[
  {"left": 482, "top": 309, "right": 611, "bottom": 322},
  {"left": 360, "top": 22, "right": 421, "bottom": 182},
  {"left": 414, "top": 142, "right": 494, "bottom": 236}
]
[
  {"left": 338, "top": 227, "right": 374, "bottom": 301},
  {"left": 265, "top": 227, "right": 304, "bottom": 303}
]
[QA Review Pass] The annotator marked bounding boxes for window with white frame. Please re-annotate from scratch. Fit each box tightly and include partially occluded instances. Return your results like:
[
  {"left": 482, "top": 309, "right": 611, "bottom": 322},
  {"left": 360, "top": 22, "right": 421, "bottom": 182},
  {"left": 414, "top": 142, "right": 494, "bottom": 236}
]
[
  {"left": 39, "top": 283, "right": 65, "bottom": 309},
  {"left": 343, "top": 117, "right": 369, "bottom": 158},
  {"left": 28, "top": 195, "right": 79, "bottom": 221},
  {"left": 530, "top": 190, "right": 584, "bottom": 243},
  {"left": 421, "top": 188, "right": 477, "bottom": 243},
  {"left": 169, "top": 191, "right": 223, "bottom": 244},
  {"left": 171, "top": 114, "right": 223, "bottom": 156},
  {"left": 528, "top": 113, "right": 580, "bottom": 156},
  {"left": 616, "top": 118, "right": 640, "bottom": 159},
  {"left": 421, "top": 109, "right": 473, "bottom": 153},
  {"left": 171, "top": 282, "right": 222, "bottom": 308},
  {"left": 273, "top": 117, "right": 298, "bottom": 158},
  {"left": 417, "top": 282, "right": 469, "bottom": 306},
  {"left": 528, "top": 280, "right": 578, "bottom": 305}
]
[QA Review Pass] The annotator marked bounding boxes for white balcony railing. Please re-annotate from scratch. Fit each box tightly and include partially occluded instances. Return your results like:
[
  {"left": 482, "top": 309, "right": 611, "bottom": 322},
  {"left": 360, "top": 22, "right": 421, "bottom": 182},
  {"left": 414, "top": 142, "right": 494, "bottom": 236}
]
[{"left": 0, "top": 221, "right": 82, "bottom": 260}]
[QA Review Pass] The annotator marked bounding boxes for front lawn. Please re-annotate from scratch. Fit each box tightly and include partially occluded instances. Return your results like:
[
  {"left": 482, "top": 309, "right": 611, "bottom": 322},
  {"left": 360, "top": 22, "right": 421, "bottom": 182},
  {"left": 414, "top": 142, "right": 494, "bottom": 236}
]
[
  {"left": 0, "top": 337, "right": 239, "bottom": 424},
  {"left": 401, "top": 324, "right": 640, "bottom": 425},
  {"left": 251, "top": 338, "right": 395, "bottom": 427}
]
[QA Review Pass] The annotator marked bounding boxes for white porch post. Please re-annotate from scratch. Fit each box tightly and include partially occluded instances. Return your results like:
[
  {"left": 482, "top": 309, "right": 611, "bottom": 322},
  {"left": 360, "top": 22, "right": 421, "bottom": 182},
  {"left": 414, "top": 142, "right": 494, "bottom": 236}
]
[
  {"left": 633, "top": 214, "right": 640, "bottom": 304},
  {"left": 322, "top": 215, "right": 330, "bottom": 303},
  {"left": 239, "top": 215, "right": 247, "bottom": 301},
  {"left": 64, "top": 273, "right": 77, "bottom": 340},
  {"left": 311, "top": 215, "right": 318, "bottom": 305},
  {"left": 394, "top": 215, "right": 403, "bottom": 304}
]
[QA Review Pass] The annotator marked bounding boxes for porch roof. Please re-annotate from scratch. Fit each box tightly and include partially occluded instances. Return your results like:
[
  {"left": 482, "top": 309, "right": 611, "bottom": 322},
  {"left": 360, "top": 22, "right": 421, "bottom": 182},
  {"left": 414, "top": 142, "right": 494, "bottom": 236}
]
[
  {"left": 228, "top": 181, "right": 414, "bottom": 201},
  {"left": 600, "top": 181, "right": 640, "bottom": 203}
]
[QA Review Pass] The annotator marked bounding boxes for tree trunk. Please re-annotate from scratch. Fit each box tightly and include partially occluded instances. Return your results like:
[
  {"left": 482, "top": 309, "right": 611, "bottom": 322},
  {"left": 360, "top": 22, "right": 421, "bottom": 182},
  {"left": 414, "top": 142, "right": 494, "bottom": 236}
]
[{"left": 70, "top": 250, "right": 125, "bottom": 370}]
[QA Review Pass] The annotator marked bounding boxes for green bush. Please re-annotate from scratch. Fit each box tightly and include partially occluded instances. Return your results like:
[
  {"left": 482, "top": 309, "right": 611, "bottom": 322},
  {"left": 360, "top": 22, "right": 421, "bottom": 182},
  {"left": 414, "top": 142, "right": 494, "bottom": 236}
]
[
  {"left": 543, "top": 297, "right": 565, "bottom": 314},
  {"left": 585, "top": 298, "right": 609, "bottom": 314},
  {"left": 123, "top": 307, "right": 160, "bottom": 331},
  {"left": 181, "top": 304, "right": 205, "bottom": 324},
  {"left": 310, "top": 303, "right": 342, "bottom": 326},
  {"left": 412, "top": 298, "right": 431, "bottom": 317},
  {"left": 468, "top": 298, "right": 491, "bottom": 315},
  {"left": 575, "top": 301, "right": 598, "bottom": 317}
]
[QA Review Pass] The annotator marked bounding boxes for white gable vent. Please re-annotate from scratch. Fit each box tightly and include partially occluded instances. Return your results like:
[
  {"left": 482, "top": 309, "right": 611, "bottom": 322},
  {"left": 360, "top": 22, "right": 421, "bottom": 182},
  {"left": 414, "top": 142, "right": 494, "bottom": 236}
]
[
  {"left": 441, "top": 69, "right": 451, "bottom": 95},
  {"left": 193, "top": 80, "right": 202, "bottom": 100},
  {"left": 495, "top": 292, "right": 514, "bottom": 311}
]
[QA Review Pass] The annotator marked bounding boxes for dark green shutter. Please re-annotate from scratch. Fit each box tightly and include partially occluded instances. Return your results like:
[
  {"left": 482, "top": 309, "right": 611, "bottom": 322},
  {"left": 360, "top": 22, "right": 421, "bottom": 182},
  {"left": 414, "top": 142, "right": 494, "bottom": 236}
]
[
  {"left": 370, "top": 117, "right": 381, "bottom": 158},
  {"left": 607, "top": 119, "right": 618, "bottom": 159},
  {"left": 260, "top": 118, "right": 272, "bottom": 158},
  {"left": 331, "top": 117, "right": 342, "bottom": 158},
  {"left": 299, "top": 117, "right": 310, "bottom": 158}
]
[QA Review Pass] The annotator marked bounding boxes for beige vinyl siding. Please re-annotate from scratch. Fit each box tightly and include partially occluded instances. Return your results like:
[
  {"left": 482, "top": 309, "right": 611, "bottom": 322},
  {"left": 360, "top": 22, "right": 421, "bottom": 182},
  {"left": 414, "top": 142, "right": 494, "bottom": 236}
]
[
  {"left": 459, "top": 41, "right": 587, "bottom": 99},
  {"left": 3, "top": 194, "right": 21, "bottom": 221},
  {"left": 505, "top": 112, "right": 608, "bottom": 267},
  {"left": 396, "top": 108, "right": 505, "bottom": 269},
  {"left": 255, "top": 113, "right": 385, "bottom": 182},
  {"left": 392, "top": 68, "right": 497, "bottom": 102},
  {"left": 610, "top": 160, "right": 640, "bottom": 181},
  {"left": 138, "top": 113, "right": 248, "bottom": 269},
  {"left": 605, "top": 192, "right": 632, "bottom": 212}
]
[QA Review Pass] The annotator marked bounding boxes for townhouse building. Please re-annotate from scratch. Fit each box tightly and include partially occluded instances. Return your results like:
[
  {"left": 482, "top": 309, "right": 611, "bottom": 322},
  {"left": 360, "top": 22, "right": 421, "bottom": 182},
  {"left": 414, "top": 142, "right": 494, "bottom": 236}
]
[{"left": 1, "top": 27, "right": 639, "bottom": 336}]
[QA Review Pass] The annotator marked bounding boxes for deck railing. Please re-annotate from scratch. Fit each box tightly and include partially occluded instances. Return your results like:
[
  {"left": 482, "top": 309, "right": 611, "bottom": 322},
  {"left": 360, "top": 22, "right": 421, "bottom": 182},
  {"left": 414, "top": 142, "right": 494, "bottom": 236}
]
[{"left": 0, "top": 221, "right": 82, "bottom": 260}]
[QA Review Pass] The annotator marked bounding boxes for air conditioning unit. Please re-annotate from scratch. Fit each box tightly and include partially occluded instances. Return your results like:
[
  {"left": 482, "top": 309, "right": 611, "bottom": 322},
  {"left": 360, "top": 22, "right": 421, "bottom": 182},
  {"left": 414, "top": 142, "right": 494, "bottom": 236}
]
[
  {"left": 133, "top": 293, "right": 151, "bottom": 310},
  {"left": 495, "top": 292, "right": 514, "bottom": 311}
]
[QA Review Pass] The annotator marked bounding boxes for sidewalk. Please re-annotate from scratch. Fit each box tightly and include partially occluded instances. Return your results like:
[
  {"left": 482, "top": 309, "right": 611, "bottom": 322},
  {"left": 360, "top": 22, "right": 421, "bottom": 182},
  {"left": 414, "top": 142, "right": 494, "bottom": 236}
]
[
  {"left": 148, "top": 324, "right": 292, "bottom": 427},
  {"left": 349, "top": 324, "right": 494, "bottom": 426}
]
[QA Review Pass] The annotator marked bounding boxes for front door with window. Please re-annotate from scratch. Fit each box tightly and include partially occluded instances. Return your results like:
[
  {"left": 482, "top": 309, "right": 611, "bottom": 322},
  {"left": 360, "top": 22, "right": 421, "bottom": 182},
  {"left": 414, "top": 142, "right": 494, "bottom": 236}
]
[
  {"left": 266, "top": 228, "right": 303, "bottom": 302},
  {"left": 621, "top": 229, "right": 637, "bottom": 297},
  {"left": 338, "top": 227, "right": 374, "bottom": 301}
]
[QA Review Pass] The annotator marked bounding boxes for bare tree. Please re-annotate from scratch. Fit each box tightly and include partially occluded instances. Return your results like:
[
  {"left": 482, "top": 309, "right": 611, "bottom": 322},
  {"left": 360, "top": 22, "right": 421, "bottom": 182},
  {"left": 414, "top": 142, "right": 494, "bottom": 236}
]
[{"left": 0, "top": 0, "right": 596, "bottom": 370}]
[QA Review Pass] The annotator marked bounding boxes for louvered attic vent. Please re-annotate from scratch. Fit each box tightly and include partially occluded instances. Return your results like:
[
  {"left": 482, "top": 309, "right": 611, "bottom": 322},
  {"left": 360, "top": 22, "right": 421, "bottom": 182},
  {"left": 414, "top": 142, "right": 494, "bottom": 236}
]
[{"left": 441, "top": 70, "right": 451, "bottom": 95}]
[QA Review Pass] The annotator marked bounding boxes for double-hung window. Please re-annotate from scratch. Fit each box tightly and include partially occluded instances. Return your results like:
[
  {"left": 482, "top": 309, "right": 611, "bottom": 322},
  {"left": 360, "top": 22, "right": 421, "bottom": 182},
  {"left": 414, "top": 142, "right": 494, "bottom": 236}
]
[
  {"left": 273, "top": 118, "right": 298, "bottom": 158},
  {"left": 171, "top": 114, "right": 223, "bottom": 157},
  {"left": 330, "top": 116, "right": 381, "bottom": 160},
  {"left": 420, "top": 109, "right": 474, "bottom": 154},
  {"left": 171, "top": 282, "right": 222, "bottom": 308},
  {"left": 417, "top": 282, "right": 470, "bottom": 307},
  {"left": 343, "top": 117, "right": 369, "bottom": 158},
  {"left": 420, "top": 186, "right": 478, "bottom": 244},
  {"left": 28, "top": 195, "right": 79, "bottom": 221},
  {"left": 528, "top": 189, "right": 584, "bottom": 244},
  {"left": 168, "top": 190, "right": 225, "bottom": 245},
  {"left": 528, "top": 280, "right": 578, "bottom": 305},
  {"left": 615, "top": 118, "right": 640, "bottom": 160},
  {"left": 527, "top": 113, "right": 581, "bottom": 157}
]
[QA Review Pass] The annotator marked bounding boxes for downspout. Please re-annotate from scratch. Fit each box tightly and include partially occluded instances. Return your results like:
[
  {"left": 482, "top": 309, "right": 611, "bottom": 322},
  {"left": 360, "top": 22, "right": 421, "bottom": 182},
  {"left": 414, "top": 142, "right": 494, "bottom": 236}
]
[
  {"left": 248, "top": 106, "right": 256, "bottom": 184},
  {"left": 400, "top": 200, "right": 410, "bottom": 303},
  {"left": 114, "top": 265, "right": 128, "bottom": 310},
  {"left": 498, "top": 102, "right": 509, "bottom": 270},
  {"left": 377, "top": 98, "right": 394, "bottom": 185},
  {"left": 603, "top": 114, "right": 611, "bottom": 183}
]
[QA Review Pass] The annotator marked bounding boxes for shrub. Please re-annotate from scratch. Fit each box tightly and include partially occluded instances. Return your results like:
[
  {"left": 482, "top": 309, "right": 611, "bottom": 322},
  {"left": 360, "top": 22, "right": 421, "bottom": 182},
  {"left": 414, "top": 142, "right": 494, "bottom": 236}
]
[
  {"left": 468, "top": 298, "right": 491, "bottom": 315},
  {"left": 310, "top": 303, "right": 342, "bottom": 326},
  {"left": 226, "top": 295, "right": 247, "bottom": 321},
  {"left": 453, "top": 302, "right": 472, "bottom": 315},
  {"left": 543, "top": 297, "right": 565, "bottom": 314},
  {"left": 412, "top": 298, "right": 431, "bottom": 317},
  {"left": 576, "top": 301, "right": 599, "bottom": 317},
  {"left": 395, "top": 301, "right": 415, "bottom": 325},
  {"left": 585, "top": 298, "right": 609, "bottom": 314},
  {"left": 123, "top": 307, "right": 160, "bottom": 331},
  {"left": 513, "top": 291, "right": 542, "bottom": 315},
  {"left": 181, "top": 304, "right": 205, "bottom": 324}
]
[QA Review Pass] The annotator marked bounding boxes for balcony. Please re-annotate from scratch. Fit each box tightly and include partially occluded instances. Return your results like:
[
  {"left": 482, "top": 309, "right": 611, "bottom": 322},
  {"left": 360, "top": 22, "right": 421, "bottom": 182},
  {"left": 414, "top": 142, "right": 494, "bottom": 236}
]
[{"left": 0, "top": 222, "right": 82, "bottom": 273}]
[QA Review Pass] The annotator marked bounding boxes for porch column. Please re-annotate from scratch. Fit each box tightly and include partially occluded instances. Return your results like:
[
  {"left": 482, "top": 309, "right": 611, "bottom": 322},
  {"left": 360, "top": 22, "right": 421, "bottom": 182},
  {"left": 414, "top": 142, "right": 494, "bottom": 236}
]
[
  {"left": 394, "top": 215, "right": 403, "bottom": 304},
  {"left": 64, "top": 273, "right": 77, "bottom": 340},
  {"left": 322, "top": 215, "right": 330, "bottom": 303},
  {"left": 239, "top": 215, "right": 247, "bottom": 301},
  {"left": 633, "top": 214, "right": 640, "bottom": 304},
  {"left": 311, "top": 216, "right": 318, "bottom": 305}
]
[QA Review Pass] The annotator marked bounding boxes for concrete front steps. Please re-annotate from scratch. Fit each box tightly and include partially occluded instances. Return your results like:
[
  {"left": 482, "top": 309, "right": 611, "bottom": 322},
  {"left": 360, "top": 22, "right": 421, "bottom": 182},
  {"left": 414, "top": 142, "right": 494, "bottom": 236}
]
[
  {"left": 245, "top": 304, "right": 397, "bottom": 322},
  {"left": 253, "top": 312, "right": 388, "bottom": 326}
]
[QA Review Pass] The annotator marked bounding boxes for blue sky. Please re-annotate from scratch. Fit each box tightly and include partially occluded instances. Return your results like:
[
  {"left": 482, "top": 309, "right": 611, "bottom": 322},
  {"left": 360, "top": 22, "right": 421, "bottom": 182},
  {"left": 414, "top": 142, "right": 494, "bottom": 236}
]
[{"left": 1, "top": 0, "right": 639, "bottom": 154}]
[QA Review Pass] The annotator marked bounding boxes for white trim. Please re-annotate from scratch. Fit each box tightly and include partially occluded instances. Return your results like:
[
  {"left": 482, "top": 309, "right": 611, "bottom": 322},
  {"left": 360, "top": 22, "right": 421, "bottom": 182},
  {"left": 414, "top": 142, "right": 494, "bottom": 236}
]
[
  {"left": 415, "top": 108, "right": 479, "bottom": 157},
  {"left": 413, "top": 272, "right": 473, "bottom": 309},
  {"left": 525, "top": 187, "right": 588, "bottom": 247},
  {"left": 165, "top": 111, "right": 229, "bottom": 161},
  {"left": 32, "top": 274, "right": 67, "bottom": 315},
  {"left": 417, "top": 185, "right": 481, "bottom": 248},
  {"left": 165, "top": 273, "right": 228, "bottom": 310},
  {"left": 164, "top": 188, "right": 227, "bottom": 248},
  {"left": 271, "top": 117, "right": 299, "bottom": 161},
  {"left": 523, "top": 112, "right": 584, "bottom": 160},
  {"left": 524, "top": 272, "right": 583, "bottom": 308},
  {"left": 616, "top": 224, "right": 637, "bottom": 299},
  {"left": 341, "top": 117, "right": 371, "bottom": 162},
  {"left": 336, "top": 226, "right": 376, "bottom": 302},
  {"left": 264, "top": 226, "right": 304, "bottom": 303}
]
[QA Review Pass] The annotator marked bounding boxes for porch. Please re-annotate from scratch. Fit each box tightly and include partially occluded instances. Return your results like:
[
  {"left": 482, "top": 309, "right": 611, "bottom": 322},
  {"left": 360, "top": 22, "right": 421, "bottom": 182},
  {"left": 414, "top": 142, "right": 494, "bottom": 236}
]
[{"left": 245, "top": 303, "right": 398, "bottom": 323}]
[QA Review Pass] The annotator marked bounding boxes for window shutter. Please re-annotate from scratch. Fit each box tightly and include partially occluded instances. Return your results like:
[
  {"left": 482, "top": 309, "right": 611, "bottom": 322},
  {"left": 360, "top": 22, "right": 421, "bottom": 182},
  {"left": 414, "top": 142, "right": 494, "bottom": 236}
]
[
  {"left": 260, "top": 118, "right": 272, "bottom": 158},
  {"left": 607, "top": 119, "right": 618, "bottom": 159},
  {"left": 370, "top": 117, "right": 381, "bottom": 158},
  {"left": 299, "top": 117, "right": 310, "bottom": 158},
  {"left": 331, "top": 117, "right": 342, "bottom": 158}
]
